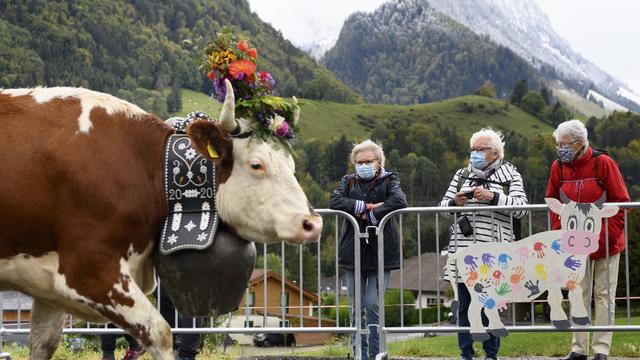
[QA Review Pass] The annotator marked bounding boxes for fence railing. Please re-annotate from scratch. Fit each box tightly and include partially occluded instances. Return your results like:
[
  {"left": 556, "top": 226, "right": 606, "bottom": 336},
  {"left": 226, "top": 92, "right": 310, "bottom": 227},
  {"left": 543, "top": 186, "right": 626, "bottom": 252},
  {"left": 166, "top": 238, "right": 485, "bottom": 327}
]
[{"left": 1, "top": 204, "right": 639, "bottom": 360}]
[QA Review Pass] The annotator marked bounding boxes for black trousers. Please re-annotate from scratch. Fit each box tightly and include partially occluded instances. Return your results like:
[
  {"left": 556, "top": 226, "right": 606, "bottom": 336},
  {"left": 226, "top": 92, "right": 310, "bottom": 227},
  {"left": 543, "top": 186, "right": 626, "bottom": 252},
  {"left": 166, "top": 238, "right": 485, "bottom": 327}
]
[
  {"left": 100, "top": 323, "right": 141, "bottom": 359},
  {"left": 159, "top": 287, "right": 202, "bottom": 358}
]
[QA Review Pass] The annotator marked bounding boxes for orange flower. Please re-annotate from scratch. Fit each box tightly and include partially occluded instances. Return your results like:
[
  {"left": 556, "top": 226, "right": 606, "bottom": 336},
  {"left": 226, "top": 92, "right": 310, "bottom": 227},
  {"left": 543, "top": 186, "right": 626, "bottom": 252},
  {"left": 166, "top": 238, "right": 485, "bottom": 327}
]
[
  {"left": 207, "top": 71, "right": 215, "bottom": 80},
  {"left": 237, "top": 40, "right": 249, "bottom": 52},
  {"left": 247, "top": 48, "right": 257, "bottom": 59},
  {"left": 228, "top": 59, "right": 256, "bottom": 80}
]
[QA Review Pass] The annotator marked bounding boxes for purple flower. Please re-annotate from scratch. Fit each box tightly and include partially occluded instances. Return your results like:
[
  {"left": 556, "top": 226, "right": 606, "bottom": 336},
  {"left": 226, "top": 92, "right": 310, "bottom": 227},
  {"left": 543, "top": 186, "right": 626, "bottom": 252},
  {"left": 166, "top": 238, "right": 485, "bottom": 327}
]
[{"left": 275, "top": 121, "right": 289, "bottom": 137}]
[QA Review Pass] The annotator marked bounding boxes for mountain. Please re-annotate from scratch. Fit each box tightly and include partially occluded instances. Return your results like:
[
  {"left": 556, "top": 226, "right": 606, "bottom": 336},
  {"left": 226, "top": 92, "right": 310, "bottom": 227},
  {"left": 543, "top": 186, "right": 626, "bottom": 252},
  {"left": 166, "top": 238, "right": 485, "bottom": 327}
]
[
  {"left": 322, "top": 0, "right": 541, "bottom": 104},
  {"left": 420, "top": 0, "right": 640, "bottom": 112},
  {"left": 0, "top": 0, "right": 362, "bottom": 104}
]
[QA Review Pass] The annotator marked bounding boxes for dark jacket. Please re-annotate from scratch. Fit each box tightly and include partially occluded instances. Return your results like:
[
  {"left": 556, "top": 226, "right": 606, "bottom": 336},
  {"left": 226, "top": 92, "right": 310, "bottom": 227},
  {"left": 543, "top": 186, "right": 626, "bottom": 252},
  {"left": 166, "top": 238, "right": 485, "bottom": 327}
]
[{"left": 329, "top": 170, "right": 407, "bottom": 271}]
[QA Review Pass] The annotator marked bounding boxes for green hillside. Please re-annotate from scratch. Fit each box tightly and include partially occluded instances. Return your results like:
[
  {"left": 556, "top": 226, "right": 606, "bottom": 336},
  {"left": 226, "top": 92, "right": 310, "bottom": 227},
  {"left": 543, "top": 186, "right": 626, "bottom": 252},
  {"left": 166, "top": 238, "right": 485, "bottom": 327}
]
[{"left": 176, "top": 91, "right": 553, "bottom": 142}]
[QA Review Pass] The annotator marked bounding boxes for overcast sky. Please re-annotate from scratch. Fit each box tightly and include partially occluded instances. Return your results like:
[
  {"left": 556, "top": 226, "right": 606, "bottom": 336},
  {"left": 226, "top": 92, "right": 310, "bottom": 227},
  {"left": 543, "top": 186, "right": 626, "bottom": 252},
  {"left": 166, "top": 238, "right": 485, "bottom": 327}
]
[{"left": 247, "top": 0, "right": 640, "bottom": 94}]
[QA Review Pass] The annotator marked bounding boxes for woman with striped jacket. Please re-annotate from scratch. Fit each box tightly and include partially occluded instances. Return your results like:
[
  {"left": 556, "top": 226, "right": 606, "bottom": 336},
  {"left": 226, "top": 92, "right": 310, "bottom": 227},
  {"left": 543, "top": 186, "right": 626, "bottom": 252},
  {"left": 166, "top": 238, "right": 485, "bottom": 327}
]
[{"left": 439, "top": 127, "right": 528, "bottom": 360}]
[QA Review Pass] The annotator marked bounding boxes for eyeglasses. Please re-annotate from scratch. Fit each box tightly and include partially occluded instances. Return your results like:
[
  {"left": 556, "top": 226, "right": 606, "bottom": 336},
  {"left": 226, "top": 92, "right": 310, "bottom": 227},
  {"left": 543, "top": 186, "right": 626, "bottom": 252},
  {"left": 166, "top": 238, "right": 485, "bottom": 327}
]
[
  {"left": 355, "top": 159, "right": 378, "bottom": 165},
  {"left": 470, "top": 146, "right": 493, "bottom": 152},
  {"left": 556, "top": 139, "right": 580, "bottom": 149}
]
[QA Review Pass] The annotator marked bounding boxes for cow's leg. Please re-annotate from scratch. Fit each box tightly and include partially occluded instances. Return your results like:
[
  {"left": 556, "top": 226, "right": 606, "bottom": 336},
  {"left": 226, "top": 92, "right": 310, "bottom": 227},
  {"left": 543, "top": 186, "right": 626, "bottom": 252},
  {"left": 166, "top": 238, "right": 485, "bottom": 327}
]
[
  {"left": 468, "top": 298, "right": 489, "bottom": 342},
  {"left": 547, "top": 286, "right": 570, "bottom": 329},
  {"left": 568, "top": 283, "right": 591, "bottom": 325},
  {"left": 29, "top": 299, "right": 66, "bottom": 360},
  {"left": 486, "top": 308, "right": 508, "bottom": 337},
  {"left": 100, "top": 285, "right": 174, "bottom": 360}
]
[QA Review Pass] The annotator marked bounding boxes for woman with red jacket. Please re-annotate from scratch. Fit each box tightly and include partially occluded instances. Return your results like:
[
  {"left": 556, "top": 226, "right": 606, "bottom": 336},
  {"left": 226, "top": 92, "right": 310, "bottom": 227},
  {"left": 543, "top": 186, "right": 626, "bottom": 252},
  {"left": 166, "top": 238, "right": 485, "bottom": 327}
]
[{"left": 546, "top": 120, "right": 630, "bottom": 360}]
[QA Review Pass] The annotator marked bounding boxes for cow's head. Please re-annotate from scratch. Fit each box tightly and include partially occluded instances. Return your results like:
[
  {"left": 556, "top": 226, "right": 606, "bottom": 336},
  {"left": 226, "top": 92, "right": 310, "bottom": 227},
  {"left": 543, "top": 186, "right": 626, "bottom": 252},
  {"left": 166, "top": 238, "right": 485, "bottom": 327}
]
[
  {"left": 545, "top": 191, "right": 619, "bottom": 255},
  {"left": 187, "top": 80, "right": 322, "bottom": 244}
]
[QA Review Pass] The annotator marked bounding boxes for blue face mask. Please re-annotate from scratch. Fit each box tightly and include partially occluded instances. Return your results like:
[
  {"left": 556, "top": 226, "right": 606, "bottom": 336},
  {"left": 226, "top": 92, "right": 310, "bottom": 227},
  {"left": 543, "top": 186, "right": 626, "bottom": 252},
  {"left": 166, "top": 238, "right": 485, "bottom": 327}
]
[
  {"left": 356, "top": 163, "right": 377, "bottom": 180},
  {"left": 557, "top": 147, "right": 575, "bottom": 163},
  {"left": 470, "top": 151, "right": 487, "bottom": 169}
]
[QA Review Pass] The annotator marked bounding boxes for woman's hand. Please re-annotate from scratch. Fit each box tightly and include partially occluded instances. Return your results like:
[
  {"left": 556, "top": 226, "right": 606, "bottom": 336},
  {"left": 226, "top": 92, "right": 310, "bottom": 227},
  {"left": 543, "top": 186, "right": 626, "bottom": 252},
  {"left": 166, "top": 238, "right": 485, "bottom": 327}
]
[
  {"left": 453, "top": 192, "right": 469, "bottom": 206},
  {"left": 366, "top": 202, "right": 383, "bottom": 211},
  {"left": 473, "top": 187, "right": 495, "bottom": 202}
]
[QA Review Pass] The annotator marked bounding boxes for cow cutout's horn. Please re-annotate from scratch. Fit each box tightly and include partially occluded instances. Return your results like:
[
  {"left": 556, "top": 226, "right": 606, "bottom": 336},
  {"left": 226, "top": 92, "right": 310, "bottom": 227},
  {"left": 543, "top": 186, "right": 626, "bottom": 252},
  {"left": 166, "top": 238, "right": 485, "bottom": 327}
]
[
  {"left": 292, "top": 96, "right": 300, "bottom": 126},
  {"left": 560, "top": 189, "right": 571, "bottom": 204},
  {"left": 219, "top": 79, "right": 239, "bottom": 134},
  {"left": 595, "top": 191, "right": 607, "bottom": 208}
]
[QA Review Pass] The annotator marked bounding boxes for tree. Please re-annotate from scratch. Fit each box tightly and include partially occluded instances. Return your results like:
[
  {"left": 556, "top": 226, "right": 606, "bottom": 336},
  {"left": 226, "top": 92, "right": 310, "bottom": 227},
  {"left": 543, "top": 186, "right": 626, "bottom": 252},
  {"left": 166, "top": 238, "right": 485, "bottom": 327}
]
[
  {"left": 540, "top": 86, "right": 553, "bottom": 105},
  {"left": 476, "top": 80, "right": 497, "bottom": 98},
  {"left": 510, "top": 79, "right": 528, "bottom": 105},
  {"left": 520, "top": 91, "right": 546, "bottom": 115}
]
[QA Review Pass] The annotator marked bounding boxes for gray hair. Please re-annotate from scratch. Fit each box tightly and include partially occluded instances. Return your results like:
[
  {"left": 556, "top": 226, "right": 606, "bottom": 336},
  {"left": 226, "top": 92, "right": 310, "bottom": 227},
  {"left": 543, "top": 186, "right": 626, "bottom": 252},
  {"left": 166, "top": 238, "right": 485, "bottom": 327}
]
[
  {"left": 350, "top": 139, "right": 385, "bottom": 167},
  {"left": 469, "top": 127, "right": 505, "bottom": 158},
  {"left": 553, "top": 119, "right": 589, "bottom": 146}
]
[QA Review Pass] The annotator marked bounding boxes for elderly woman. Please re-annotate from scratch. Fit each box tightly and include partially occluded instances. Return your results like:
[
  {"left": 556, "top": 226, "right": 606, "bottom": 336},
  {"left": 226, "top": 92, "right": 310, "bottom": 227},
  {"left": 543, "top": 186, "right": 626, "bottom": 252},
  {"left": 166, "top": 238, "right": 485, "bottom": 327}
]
[
  {"left": 329, "top": 139, "right": 407, "bottom": 360},
  {"left": 439, "top": 128, "right": 528, "bottom": 360},
  {"left": 546, "top": 120, "right": 629, "bottom": 360}
]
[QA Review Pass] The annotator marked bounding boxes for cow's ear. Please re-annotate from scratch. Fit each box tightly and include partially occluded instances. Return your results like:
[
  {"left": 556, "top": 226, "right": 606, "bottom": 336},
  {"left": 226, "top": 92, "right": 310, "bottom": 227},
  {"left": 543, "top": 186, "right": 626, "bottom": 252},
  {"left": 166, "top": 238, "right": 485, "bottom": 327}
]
[
  {"left": 187, "top": 119, "right": 232, "bottom": 165},
  {"left": 599, "top": 205, "right": 620, "bottom": 219},
  {"left": 545, "top": 197, "right": 564, "bottom": 215}
]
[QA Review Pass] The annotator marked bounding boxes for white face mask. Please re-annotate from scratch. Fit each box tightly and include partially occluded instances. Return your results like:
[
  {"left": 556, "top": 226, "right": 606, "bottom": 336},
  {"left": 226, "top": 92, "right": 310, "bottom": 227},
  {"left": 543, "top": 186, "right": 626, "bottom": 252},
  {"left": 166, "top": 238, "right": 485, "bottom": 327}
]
[{"left": 355, "top": 163, "right": 376, "bottom": 180}]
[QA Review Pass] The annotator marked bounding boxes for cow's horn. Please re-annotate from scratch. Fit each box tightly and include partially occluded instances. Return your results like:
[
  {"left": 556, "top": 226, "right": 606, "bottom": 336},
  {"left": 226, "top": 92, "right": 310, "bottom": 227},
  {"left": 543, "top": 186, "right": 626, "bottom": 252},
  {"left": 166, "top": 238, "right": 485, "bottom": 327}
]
[
  {"left": 219, "top": 79, "right": 239, "bottom": 134},
  {"left": 595, "top": 191, "right": 607, "bottom": 208},
  {"left": 560, "top": 189, "right": 571, "bottom": 204},
  {"left": 292, "top": 96, "right": 300, "bottom": 126}
]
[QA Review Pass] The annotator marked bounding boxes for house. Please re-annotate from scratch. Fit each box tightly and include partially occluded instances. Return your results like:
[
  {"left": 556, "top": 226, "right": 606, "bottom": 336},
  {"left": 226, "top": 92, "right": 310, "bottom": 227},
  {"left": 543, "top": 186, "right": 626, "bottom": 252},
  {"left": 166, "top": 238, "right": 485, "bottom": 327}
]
[
  {"left": 233, "top": 269, "right": 336, "bottom": 345},
  {"left": 388, "top": 252, "right": 451, "bottom": 308},
  {"left": 0, "top": 291, "right": 32, "bottom": 324}
]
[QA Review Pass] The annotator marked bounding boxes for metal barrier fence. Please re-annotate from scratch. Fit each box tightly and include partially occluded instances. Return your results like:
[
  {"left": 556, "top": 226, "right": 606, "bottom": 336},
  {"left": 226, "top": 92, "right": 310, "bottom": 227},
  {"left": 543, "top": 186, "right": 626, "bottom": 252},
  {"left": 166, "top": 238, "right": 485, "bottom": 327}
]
[{"left": 1, "top": 204, "right": 639, "bottom": 360}]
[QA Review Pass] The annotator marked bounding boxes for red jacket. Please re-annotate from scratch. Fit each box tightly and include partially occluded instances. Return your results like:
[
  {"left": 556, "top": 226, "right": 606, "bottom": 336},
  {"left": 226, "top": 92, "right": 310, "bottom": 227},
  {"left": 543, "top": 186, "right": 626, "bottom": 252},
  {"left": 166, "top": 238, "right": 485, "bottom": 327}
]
[{"left": 545, "top": 146, "right": 630, "bottom": 259}]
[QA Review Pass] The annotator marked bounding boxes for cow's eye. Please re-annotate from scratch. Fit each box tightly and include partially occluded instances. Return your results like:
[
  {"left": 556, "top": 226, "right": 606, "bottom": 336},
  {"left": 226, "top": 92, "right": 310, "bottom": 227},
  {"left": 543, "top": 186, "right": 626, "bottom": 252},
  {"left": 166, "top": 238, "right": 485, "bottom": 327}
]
[
  {"left": 251, "top": 163, "right": 262, "bottom": 170},
  {"left": 249, "top": 160, "right": 265, "bottom": 173},
  {"left": 584, "top": 218, "right": 595, "bottom": 232},
  {"left": 567, "top": 215, "right": 577, "bottom": 231}
]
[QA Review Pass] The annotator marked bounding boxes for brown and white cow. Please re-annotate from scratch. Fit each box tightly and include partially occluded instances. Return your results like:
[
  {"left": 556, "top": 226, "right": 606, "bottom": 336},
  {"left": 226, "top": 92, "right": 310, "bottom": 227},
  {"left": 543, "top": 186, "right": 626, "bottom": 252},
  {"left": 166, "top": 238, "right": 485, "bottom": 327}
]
[
  {"left": 0, "top": 80, "right": 322, "bottom": 359},
  {"left": 446, "top": 193, "right": 618, "bottom": 341}
]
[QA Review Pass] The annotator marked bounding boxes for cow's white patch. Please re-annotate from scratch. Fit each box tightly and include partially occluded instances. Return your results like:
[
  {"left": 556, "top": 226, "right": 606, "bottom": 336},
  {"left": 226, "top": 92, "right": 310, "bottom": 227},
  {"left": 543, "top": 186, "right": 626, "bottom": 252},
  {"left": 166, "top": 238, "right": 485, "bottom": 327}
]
[{"left": 1, "top": 87, "right": 148, "bottom": 133}]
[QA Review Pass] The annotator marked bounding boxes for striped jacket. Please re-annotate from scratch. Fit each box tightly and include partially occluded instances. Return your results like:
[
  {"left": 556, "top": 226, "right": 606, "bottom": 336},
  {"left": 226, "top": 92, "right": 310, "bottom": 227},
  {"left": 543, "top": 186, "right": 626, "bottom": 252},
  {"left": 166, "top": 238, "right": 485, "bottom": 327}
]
[{"left": 439, "top": 161, "right": 528, "bottom": 277}]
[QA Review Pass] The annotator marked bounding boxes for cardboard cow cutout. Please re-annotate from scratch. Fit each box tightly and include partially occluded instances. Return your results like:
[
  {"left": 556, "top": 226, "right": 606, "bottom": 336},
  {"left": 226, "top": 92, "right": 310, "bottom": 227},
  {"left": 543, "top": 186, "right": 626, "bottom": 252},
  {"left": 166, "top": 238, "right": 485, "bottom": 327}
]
[{"left": 446, "top": 192, "right": 619, "bottom": 341}]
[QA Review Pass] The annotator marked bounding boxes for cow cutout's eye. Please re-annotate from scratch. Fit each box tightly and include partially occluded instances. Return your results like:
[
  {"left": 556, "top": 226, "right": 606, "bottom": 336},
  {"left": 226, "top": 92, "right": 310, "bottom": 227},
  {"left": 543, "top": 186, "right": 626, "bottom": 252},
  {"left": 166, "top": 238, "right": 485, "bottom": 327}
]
[
  {"left": 249, "top": 160, "right": 265, "bottom": 173},
  {"left": 567, "top": 215, "right": 577, "bottom": 231},
  {"left": 584, "top": 218, "right": 595, "bottom": 232}
]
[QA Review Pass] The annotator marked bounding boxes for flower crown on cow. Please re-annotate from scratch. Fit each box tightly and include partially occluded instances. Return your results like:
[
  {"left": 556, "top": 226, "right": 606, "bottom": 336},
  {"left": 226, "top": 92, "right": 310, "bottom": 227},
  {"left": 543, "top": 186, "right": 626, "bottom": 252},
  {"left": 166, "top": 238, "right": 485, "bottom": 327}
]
[{"left": 202, "top": 28, "right": 299, "bottom": 142}]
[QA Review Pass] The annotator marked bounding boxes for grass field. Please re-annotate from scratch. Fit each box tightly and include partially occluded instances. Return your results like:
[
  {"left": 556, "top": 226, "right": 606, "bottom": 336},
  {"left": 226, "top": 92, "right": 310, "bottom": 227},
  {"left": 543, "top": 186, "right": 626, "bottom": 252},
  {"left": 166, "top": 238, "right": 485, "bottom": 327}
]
[{"left": 173, "top": 90, "right": 554, "bottom": 143}]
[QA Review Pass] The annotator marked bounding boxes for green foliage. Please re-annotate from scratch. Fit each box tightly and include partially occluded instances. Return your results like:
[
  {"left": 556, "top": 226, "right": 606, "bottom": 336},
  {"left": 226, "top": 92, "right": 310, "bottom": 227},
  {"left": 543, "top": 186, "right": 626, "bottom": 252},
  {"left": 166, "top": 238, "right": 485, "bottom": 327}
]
[
  {"left": 407, "top": 306, "right": 451, "bottom": 325},
  {"left": 521, "top": 91, "right": 547, "bottom": 115},
  {"left": 0, "top": 0, "right": 362, "bottom": 104},
  {"left": 323, "top": 4, "right": 540, "bottom": 104},
  {"left": 322, "top": 292, "right": 351, "bottom": 327},
  {"left": 255, "top": 253, "right": 290, "bottom": 278},
  {"left": 384, "top": 289, "right": 416, "bottom": 327},
  {"left": 476, "top": 81, "right": 497, "bottom": 98},
  {"left": 510, "top": 79, "right": 529, "bottom": 105}
]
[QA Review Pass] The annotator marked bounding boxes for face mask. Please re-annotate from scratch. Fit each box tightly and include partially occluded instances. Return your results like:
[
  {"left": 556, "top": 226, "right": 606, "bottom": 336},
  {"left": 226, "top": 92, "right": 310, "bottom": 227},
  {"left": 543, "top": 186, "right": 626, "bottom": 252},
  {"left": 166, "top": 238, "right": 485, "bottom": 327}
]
[
  {"left": 557, "top": 147, "right": 575, "bottom": 163},
  {"left": 356, "top": 163, "right": 377, "bottom": 180},
  {"left": 470, "top": 151, "right": 487, "bottom": 169}
]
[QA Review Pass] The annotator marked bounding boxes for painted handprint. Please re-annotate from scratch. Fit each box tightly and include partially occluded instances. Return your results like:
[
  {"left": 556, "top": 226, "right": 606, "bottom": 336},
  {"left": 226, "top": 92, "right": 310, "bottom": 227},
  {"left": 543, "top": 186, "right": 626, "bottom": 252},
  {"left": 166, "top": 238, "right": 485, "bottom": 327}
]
[
  {"left": 498, "top": 253, "right": 512, "bottom": 270},
  {"left": 551, "top": 268, "right": 563, "bottom": 283},
  {"left": 466, "top": 271, "right": 479, "bottom": 287},
  {"left": 564, "top": 255, "right": 582, "bottom": 271},
  {"left": 482, "top": 253, "right": 496, "bottom": 268},
  {"left": 494, "top": 283, "right": 511, "bottom": 297},
  {"left": 511, "top": 282, "right": 523, "bottom": 296},
  {"left": 532, "top": 242, "right": 547, "bottom": 259},
  {"left": 551, "top": 239, "right": 564, "bottom": 254},
  {"left": 478, "top": 293, "right": 496, "bottom": 309},
  {"left": 510, "top": 265, "right": 525, "bottom": 284},
  {"left": 490, "top": 270, "right": 504, "bottom": 286},
  {"left": 496, "top": 300, "right": 509, "bottom": 312},
  {"left": 479, "top": 264, "right": 490, "bottom": 276},
  {"left": 516, "top": 246, "right": 529, "bottom": 262},
  {"left": 565, "top": 273, "right": 578, "bottom": 291},
  {"left": 464, "top": 255, "right": 478, "bottom": 270},
  {"left": 534, "top": 263, "right": 548, "bottom": 280},
  {"left": 524, "top": 279, "right": 541, "bottom": 298},
  {"left": 474, "top": 282, "right": 486, "bottom": 294}
]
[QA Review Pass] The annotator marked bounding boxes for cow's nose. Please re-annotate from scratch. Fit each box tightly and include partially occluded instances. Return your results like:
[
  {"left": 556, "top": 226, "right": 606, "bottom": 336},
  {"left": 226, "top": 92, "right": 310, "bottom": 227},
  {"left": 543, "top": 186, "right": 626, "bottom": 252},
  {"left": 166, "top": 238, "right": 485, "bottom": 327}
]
[{"left": 302, "top": 215, "right": 322, "bottom": 242}]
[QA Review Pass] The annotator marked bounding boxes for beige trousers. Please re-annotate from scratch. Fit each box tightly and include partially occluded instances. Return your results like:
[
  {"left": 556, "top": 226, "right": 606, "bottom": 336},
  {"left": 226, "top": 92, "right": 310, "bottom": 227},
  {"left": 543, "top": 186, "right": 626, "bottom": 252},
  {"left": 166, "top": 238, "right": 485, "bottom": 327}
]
[{"left": 572, "top": 253, "right": 620, "bottom": 356}]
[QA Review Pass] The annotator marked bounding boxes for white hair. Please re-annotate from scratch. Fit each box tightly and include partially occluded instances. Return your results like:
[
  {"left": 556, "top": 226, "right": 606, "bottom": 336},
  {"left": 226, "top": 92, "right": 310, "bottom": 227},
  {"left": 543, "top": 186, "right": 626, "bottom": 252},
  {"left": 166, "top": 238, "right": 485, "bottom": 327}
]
[
  {"left": 350, "top": 139, "right": 385, "bottom": 167},
  {"left": 469, "top": 128, "right": 505, "bottom": 158},
  {"left": 553, "top": 119, "right": 589, "bottom": 146}
]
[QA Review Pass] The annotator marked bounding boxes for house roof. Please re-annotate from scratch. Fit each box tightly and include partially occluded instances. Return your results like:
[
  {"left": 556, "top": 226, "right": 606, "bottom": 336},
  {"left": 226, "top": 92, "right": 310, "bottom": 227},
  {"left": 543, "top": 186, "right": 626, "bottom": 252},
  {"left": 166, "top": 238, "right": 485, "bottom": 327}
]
[
  {"left": 388, "top": 253, "right": 449, "bottom": 293},
  {"left": 249, "top": 269, "right": 319, "bottom": 302}
]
